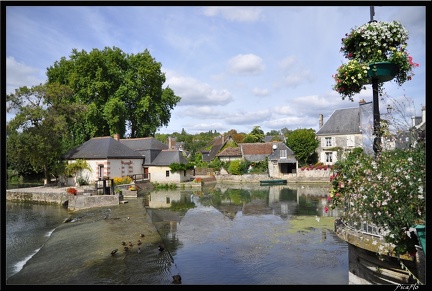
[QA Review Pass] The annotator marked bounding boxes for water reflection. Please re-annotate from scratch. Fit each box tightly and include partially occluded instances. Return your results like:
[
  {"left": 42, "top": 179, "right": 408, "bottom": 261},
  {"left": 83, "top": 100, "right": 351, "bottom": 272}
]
[
  {"left": 145, "top": 183, "right": 348, "bottom": 285},
  {"left": 146, "top": 183, "right": 342, "bottom": 218}
]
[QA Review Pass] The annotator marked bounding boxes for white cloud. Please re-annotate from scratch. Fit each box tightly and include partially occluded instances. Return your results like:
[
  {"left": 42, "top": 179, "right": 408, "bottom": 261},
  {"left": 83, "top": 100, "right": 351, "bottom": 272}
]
[
  {"left": 5, "top": 5, "right": 426, "bottom": 135},
  {"left": 6, "top": 57, "right": 44, "bottom": 93},
  {"left": 228, "top": 54, "right": 264, "bottom": 75}
]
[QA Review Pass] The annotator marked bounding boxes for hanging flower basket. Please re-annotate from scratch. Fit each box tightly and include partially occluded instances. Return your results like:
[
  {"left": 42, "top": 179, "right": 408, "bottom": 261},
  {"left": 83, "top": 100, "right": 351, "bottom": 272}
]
[
  {"left": 366, "top": 61, "right": 399, "bottom": 83},
  {"left": 333, "top": 20, "right": 419, "bottom": 100}
]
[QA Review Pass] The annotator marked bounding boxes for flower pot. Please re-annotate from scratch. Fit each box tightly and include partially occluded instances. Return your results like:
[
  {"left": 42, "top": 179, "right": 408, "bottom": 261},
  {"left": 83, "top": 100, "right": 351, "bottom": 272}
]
[
  {"left": 366, "top": 62, "right": 399, "bottom": 83},
  {"left": 415, "top": 224, "right": 426, "bottom": 255}
]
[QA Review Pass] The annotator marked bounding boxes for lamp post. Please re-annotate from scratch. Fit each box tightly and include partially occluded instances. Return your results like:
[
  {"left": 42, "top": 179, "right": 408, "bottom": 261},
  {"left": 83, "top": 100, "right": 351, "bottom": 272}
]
[{"left": 372, "top": 77, "right": 381, "bottom": 157}]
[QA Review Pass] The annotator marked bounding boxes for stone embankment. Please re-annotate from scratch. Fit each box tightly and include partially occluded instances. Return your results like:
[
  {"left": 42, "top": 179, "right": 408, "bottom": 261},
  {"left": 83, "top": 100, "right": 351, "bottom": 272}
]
[
  {"left": 6, "top": 186, "right": 121, "bottom": 211},
  {"left": 214, "top": 172, "right": 330, "bottom": 184}
]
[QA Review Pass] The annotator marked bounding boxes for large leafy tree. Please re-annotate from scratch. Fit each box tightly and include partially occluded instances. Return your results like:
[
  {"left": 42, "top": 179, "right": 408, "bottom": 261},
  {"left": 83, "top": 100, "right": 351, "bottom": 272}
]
[
  {"left": 286, "top": 128, "right": 319, "bottom": 166},
  {"left": 242, "top": 126, "right": 265, "bottom": 143},
  {"left": 46, "top": 46, "right": 181, "bottom": 138},
  {"left": 6, "top": 83, "right": 86, "bottom": 180}
]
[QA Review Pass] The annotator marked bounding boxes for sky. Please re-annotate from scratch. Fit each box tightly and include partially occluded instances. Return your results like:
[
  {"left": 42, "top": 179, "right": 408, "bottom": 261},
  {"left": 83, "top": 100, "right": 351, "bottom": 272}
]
[{"left": 4, "top": 4, "right": 427, "bottom": 135}]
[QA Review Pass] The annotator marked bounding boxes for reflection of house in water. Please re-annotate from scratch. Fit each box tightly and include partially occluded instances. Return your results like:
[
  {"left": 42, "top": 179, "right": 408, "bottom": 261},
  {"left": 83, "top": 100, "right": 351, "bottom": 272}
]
[
  {"left": 146, "top": 190, "right": 191, "bottom": 208},
  {"left": 148, "top": 186, "right": 343, "bottom": 242}
]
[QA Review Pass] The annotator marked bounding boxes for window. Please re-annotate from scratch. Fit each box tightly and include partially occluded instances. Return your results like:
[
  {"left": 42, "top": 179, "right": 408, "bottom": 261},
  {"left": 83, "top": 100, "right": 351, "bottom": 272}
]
[
  {"left": 325, "top": 152, "right": 333, "bottom": 163},
  {"left": 166, "top": 197, "right": 170, "bottom": 204},
  {"left": 280, "top": 149, "right": 287, "bottom": 158},
  {"left": 98, "top": 164, "right": 104, "bottom": 179},
  {"left": 166, "top": 171, "right": 170, "bottom": 177},
  {"left": 347, "top": 135, "right": 355, "bottom": 147},
  {"left": 325, "top": 137, "right": 332, "bottom": 147}
]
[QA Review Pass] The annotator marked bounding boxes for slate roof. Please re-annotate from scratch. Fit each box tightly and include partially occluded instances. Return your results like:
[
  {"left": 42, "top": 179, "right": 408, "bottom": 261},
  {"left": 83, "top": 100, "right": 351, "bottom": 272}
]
[
  {"left": 64, "top": 136, "right": 143, "bottom": 160},
  {"left": 267, "top": 142, "right": 297, "bottom": 163},
  {"left": 151, "top": 150, "right": 189, "bottom": 166},
  {"left": 316, "top": 107, "right": 361, "bottom": 135},
  {"left": 120, "top": 138, "right": 168, "bottom": 156}
]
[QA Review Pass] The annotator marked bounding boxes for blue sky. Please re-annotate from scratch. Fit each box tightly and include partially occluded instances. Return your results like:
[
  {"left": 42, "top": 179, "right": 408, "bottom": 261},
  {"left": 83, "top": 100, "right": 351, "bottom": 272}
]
[{"left": 5, "top": 4, "right": 426, "bottom": 135}]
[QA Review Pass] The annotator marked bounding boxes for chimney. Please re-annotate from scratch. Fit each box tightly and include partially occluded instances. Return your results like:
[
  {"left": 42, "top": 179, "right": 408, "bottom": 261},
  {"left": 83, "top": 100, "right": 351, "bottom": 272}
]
[
  {"left": 114, "top": 133, "right": 120, "bottom": 141},
  {"left": 319, "top": 114, "right": 323, "bottom": 128},
  {"left": 167, "top": 137, "right": 176, "bottom": 150}
]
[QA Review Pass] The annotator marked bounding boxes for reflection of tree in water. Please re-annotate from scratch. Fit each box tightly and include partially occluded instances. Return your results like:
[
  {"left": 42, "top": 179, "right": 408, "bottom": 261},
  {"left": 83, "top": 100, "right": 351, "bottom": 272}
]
[{"left": 202, "top": 188, "right": 270, "bottom": 207}]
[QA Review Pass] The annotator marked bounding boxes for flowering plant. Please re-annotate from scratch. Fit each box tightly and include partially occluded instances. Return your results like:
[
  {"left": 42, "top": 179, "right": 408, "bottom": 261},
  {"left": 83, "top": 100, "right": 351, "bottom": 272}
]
[
  {"left": 333, "top": 20, "right": 419, "bottom": 100},
  {"left": 327, "top": 144, "right": 426, "bottom": 256},
  {"left": 67, "top": 187, "right": 77, "bottom": 195},
  {"left": 332, "top": 60, "right": 369, "bottom": 101}
]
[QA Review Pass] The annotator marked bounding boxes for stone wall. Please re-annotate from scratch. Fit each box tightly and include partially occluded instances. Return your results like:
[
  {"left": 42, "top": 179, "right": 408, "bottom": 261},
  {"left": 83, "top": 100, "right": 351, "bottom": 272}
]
[
  {"left": 6, "top": 191, "right": 70, "bottom": 206},
  {"left": 6, "top": 189, "right": 120, "bottom": 212},
  {"left": 215, "top": 171, "right": 330, "bottom": 184}
]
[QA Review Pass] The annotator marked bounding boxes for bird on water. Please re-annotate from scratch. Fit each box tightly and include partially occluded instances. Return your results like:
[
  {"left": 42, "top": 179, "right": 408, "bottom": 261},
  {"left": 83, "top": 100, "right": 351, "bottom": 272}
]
[
  {"left": 172, "top": 274, "right": 182, "bottom": 284},
  {"left": 111, "top": 249, "right": 118, "bottom": 256},
  {"left": 158, "top": 244, "right": 165, "bottom": 251}
]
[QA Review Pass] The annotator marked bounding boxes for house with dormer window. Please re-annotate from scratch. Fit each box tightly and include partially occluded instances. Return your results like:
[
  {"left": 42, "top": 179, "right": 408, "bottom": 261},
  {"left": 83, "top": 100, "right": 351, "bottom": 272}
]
[{"left": 316, "top": 101, "right": 372, "bottom": 165}]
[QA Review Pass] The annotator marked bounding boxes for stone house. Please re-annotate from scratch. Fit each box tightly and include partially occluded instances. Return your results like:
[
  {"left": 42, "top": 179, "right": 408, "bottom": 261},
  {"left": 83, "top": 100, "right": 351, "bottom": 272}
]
[
  {"left": 63, "top": 134, "right": 193, "bottom": 186},
  {"left": 316, "top": 102, "right": 426, "bottom": 165},
  {"left": 315, "top": 100, "right": 371, "bottom": 165}
]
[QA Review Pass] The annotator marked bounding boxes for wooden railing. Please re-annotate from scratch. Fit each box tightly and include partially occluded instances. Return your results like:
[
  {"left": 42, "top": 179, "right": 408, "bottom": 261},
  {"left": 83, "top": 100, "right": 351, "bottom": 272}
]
[{"left": 128, "top": 173, "right": 150, "bottom": 182}]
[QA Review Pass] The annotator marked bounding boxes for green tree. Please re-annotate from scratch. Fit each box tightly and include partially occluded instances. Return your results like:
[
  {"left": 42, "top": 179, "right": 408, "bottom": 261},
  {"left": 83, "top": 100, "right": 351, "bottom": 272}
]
[
  {"left": 286, "top": 128, "right": 319, "bottom": 166},
  {"left": 6, "top": 83, "right": 85, "bottom": 181},
  {"left": 46, "top": 46, "right": 181, "bottom": 138},
  {"left": 243, "top": 126, "right": 265, "bottom": 143}
]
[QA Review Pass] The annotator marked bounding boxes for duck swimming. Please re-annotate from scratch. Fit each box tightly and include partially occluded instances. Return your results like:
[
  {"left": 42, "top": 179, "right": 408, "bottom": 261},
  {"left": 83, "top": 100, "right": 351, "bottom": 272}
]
[
  {"left": 172, "top": 274, "right": 182, "bottom": 284},
  {"left": 158, "top": 244, "right": 165, "bottom": 251},
  {"left": 111, "top": 249, "right": 118, "bottom": 256}
]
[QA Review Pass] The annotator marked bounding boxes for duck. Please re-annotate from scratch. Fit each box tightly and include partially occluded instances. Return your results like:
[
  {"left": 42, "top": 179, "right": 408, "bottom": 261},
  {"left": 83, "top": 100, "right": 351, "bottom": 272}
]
[
  {"left": 111, "top": 249, "right": 118, "bottom": 256},
  {"left": 172, "top": 274, "right": 182, "bottom": 284},
  {"left": 137, "top": 247, "right": 141, "bottom": 254},
  {"left": 128, "top": 241, "right": 134, "bottom": 247},
  {"left": 121, "top": 241, "right": 127, "bottom": 246},
  {"left": 137, "top": 240, "right": 142, "bottom": 246},
  {"left": 158, "top": 244, "right": 165, "bottom": 251},
  {"left": 123, "top": 246, "right": 129, "bottom": 251},
  {"left": 140, "top": 233, "right": 145, "bottom": 238}
]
